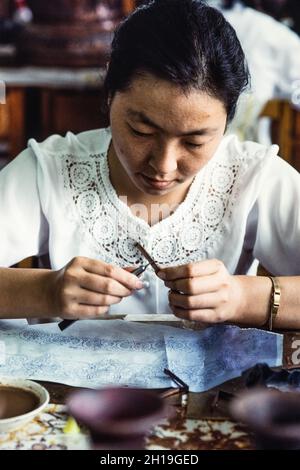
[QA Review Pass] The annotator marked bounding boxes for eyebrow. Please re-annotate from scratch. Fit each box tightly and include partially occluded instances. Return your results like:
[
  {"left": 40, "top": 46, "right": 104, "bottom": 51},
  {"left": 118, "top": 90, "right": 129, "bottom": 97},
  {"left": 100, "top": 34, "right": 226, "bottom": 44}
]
[{"left": 126, "top": 109, "right": 217, "bottom": 136}]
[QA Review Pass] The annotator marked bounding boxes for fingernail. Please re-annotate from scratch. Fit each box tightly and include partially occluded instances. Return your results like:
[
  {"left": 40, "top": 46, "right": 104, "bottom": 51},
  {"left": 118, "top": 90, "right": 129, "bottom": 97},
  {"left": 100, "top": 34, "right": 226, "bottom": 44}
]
[
  {"left": 135, "top": 280, "right": 144, "bottom": 289},
  {"left": 157, "top": 271, "right": 166, "bottom": 280}
]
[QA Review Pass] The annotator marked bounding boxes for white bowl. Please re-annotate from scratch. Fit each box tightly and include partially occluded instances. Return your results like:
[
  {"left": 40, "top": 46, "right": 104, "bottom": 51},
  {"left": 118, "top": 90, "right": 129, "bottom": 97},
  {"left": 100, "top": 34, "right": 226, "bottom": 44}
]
[{"left": 0, "top": 377, "right": 49, "bottom": 433}]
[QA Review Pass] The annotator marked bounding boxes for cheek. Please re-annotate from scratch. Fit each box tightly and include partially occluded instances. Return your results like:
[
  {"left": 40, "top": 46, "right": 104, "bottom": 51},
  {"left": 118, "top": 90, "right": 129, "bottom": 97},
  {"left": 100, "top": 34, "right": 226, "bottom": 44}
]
[
  {"left": 179, "top": 151, "right": 210, "bottom": 174},
  {"left": 198, "top": 139, "right": 224, "bottom": 165},
  {"left": 113, "top": 136, "right": 146, "bottom": 172},
  {"left": 179, "top": 143, "right": 218, "bottom": 175}
]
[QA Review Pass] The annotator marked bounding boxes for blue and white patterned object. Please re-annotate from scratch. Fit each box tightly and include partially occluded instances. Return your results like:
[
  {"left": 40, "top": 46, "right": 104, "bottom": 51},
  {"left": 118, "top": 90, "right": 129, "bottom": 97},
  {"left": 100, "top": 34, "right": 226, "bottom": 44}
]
[
  {"left": 0, "top": 320, "right": 283, "bottom": 392},
  {"left": 164, "top": 325, "right": 283, "bottom": 391}
]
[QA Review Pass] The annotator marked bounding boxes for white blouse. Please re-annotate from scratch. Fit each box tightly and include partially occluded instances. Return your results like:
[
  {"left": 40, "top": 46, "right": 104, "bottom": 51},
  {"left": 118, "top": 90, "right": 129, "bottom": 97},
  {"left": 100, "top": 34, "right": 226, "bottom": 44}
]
[{"left": 1, "top": 127, "right": 300, "bottom": 316}]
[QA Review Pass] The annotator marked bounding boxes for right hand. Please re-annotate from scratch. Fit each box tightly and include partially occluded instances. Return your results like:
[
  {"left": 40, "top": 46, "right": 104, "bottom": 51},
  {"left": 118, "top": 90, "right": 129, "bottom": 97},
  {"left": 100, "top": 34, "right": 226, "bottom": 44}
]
[{"left": 49, "top": 257, "right": 144, "bottom": 319}]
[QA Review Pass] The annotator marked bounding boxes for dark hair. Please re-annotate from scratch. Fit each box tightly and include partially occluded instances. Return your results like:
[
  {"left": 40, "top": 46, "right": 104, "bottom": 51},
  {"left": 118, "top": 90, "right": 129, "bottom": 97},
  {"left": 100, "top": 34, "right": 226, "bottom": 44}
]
[{"left": 104, "top": 0, "right": 249, "bottom": 123}]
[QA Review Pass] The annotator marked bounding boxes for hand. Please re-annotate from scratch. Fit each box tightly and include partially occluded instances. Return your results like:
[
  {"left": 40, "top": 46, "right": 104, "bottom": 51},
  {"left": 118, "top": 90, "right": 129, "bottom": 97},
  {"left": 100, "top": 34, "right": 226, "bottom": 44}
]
[
  {"left": 158, "top": 259, "right": 244, "bottom": 325},
  {"left": 49, "top": 257, "right": 144, "bottom": 319}
]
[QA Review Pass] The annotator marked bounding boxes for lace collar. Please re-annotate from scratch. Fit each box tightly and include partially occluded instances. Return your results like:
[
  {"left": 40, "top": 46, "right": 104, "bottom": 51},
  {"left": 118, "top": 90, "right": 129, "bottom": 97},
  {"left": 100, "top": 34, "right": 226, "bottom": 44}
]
[
  {"left": 61, "top": 130, "right": 246, "bottom": 266},
  {"left": 100, "top": 142, "right": 206, "bottom": 234}
]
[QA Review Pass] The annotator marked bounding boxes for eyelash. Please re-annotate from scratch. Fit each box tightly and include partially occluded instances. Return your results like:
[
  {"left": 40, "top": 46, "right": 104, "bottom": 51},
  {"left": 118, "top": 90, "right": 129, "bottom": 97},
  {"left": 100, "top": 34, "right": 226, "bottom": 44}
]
[
  {"left": 130, "top": 126, "right": 153, "bottom": 137},
  {"left": 129, "top": 126, "right": 204, "bottom": 148},
  {"left": 186, "top": 142, "right": 204, "bottom": 149}
]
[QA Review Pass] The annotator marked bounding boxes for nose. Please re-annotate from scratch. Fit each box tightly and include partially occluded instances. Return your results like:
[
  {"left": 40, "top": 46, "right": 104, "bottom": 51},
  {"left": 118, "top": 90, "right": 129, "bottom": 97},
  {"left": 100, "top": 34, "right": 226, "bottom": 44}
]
[{"left": 148, "top": 141, "right": 178, "bottom": 176}]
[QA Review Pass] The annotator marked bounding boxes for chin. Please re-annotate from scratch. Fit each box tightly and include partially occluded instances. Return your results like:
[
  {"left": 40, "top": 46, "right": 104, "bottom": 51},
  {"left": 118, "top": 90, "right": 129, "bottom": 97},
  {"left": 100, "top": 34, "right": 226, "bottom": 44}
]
[
  {"left": 134, "top": 173, "right": 182, "bottom": 195},
  {"left": 135, "top": 182, "right": 170, "bottom": 195},
  {"left": 143, "top": 187, "right": 172, "bottom": 195}
]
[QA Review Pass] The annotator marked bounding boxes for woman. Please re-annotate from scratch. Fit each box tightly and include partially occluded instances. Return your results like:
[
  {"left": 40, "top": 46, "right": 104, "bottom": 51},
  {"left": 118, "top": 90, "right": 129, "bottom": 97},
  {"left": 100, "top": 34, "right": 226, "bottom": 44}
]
[{"left": 0, "top": 0, "right": 300, "bottom": 333}]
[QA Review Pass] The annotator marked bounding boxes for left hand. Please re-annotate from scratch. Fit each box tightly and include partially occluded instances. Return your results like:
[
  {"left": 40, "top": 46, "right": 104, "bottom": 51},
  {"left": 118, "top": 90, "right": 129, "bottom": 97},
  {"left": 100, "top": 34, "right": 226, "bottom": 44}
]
[{"left": 157, "top": 259, "right": 244, "bottom": 325}]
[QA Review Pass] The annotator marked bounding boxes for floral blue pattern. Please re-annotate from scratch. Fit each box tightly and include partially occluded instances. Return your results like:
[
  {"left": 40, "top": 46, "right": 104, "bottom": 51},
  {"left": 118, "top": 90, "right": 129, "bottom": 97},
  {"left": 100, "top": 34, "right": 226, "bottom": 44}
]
[{"left": 0, "top": 320, "right": 283, "bottom": 391}]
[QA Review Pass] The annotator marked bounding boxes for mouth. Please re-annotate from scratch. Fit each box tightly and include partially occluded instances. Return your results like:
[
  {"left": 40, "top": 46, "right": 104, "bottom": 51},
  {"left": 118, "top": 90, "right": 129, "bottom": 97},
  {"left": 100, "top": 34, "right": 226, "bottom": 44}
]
[{"left": 140, "top": 174, "right": 176, "bottom": 189}]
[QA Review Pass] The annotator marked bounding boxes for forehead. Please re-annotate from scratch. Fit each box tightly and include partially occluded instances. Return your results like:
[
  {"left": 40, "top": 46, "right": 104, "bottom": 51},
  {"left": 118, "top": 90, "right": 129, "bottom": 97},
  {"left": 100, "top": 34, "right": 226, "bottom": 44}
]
[{"left": 113, "top": 73, "right": 226, "bottom": 131}]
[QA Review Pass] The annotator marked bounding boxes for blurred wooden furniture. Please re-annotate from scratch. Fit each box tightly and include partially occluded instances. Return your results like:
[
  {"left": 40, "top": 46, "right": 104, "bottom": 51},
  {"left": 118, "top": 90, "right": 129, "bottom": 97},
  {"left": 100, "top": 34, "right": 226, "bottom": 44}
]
[
  {"left": 261, "top": 99, "right": 300, "bottom": 172},
  {"left": 0, "top": 87, "right": 26, "bottom": 158},
  {"left": 41, "top": 87, "right": 108, "bottom": 138},
  {"left": 122, "top": 0, "right": 137, "bottom": 14},
  {"left": 0, "top": 67, "right": 108, "bottom": 159}
]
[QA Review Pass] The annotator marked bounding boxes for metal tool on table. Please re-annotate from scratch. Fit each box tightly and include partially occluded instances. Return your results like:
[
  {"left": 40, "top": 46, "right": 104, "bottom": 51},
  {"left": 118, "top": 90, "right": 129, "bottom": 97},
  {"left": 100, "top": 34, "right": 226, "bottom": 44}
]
[{"left": 161, "top": 369, "right": 189, "bottom": 419}]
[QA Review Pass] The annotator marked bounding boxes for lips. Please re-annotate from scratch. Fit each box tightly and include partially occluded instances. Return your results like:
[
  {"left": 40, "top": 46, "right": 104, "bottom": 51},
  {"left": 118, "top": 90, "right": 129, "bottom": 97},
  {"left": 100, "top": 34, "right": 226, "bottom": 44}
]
[
  {"left": 141, "top": 174, "right": 175, "bottom": 189},
  {"left": 145, "top": 176, "right": 172, "bottom": 183}
]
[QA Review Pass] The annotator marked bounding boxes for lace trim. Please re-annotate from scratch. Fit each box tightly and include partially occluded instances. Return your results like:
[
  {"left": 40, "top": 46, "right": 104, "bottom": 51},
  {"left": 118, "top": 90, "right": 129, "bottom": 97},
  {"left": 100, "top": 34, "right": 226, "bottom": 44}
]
[
  {"left": 100, "top": 151, "right": 204, "bottom": 233},
  {"left": 60, "top": 137, "right": 255, "bottom": 267}
]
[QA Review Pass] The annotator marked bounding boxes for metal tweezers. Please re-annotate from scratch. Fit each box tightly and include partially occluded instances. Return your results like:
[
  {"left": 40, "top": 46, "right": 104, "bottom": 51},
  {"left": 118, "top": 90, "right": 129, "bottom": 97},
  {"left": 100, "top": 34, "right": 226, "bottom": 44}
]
[
  {"left": 161, "top": 368, "right": 189, "bottom": 407},
  {"left": 135, "top": 242, "right": 161, "bottom": 274},
  {"left": 58, "top": 263, "right": 149, "bottom": 331},
  {"left": 59, "top": 243, "right": 162, "bottom": 331}
]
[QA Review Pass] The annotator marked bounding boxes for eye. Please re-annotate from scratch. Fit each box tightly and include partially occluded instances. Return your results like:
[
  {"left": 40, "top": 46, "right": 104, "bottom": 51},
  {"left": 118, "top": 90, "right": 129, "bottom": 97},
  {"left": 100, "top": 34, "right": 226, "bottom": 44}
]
[
  {"left": 129, "top": 125, "right": 153, "bottom": 137},
  {"left": 186, "top": 142, "right": 204, "bottom": 149}
]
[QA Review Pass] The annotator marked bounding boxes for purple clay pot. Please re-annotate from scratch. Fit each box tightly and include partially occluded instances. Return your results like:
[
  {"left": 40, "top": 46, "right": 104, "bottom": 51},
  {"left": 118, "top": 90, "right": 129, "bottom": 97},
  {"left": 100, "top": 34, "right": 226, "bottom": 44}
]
[
  {"left": 67, "top": 387, "right": 171, "bottom": 450},
  {"left": 230, "top": 388, "right": 300, "bottom": 449}
]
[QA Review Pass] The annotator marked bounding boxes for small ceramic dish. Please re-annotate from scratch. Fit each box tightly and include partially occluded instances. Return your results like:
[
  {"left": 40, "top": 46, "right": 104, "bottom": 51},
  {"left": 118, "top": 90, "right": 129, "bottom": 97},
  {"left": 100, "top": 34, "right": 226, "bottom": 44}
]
[
  {"left": 67, "top": 387, "right": 170, "bottom": 437},
  {"left": 0, "top": 377, "right": 49, "bottom": 433},
  {"left": 230, "top": 388, "right": 300, "bottom": 449}
]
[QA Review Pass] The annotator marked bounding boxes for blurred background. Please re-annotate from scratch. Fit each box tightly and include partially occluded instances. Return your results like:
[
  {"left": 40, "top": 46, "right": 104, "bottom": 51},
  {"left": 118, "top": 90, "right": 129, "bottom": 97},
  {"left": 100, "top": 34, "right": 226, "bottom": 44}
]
[
  {"left": 0, "top": 0, "right": 140, "bottom": 171},
  {"left": 0, "top": 0, "right": 299, "bottom": 172}
]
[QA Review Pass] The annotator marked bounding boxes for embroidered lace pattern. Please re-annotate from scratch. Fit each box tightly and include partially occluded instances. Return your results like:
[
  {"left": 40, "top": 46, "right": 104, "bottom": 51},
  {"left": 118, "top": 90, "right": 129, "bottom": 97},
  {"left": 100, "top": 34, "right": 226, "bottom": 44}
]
[
  {"left": 61, "top": 142, "right": 251, "bottom": 267},
  {"left": 0, "top": 320, "right": 282, "bottom": 390}
]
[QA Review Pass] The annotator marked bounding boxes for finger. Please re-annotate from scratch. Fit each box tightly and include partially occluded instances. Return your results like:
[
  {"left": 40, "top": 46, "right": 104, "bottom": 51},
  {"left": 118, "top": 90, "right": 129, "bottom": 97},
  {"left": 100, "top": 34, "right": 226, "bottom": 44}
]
[
  {"left": 78, "top": 289, "right": 122, "bottom": 307},
  {"left": 124, "top": 266, "right": 137, "bottom": 273},
  {"left": 71, "top": 304, "right": 110, "bottom": 319},
  {"left": 170, "top": 306, "right": 217, "bottom": 322},
  {"left": 182, "top": 320, "right": 210, "bottom": 330},
  {"left": 169, "top": 291, "right": 220, "bottom": 309},
  {"left": 80, "top": 272, "right": 133, "bottom": 297},
  {"left": 81, "top": 259, "right": 144, "bottom": 290},
  {"left": 158, "top": 259, "right": 222, "bottom": 281},
  {"left": 165, "top": 274, "right": 222, "bottom": 295}
]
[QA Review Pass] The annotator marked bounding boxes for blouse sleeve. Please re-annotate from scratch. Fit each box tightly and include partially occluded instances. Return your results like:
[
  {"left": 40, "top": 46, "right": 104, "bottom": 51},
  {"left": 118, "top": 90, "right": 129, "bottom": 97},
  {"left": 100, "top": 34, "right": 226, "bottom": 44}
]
[
  {"left": 0, "top": 148, "right": 49, "bottom": 267},
  {"left": 252, "top": 155, "right": 300, "bottom": 275}
]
